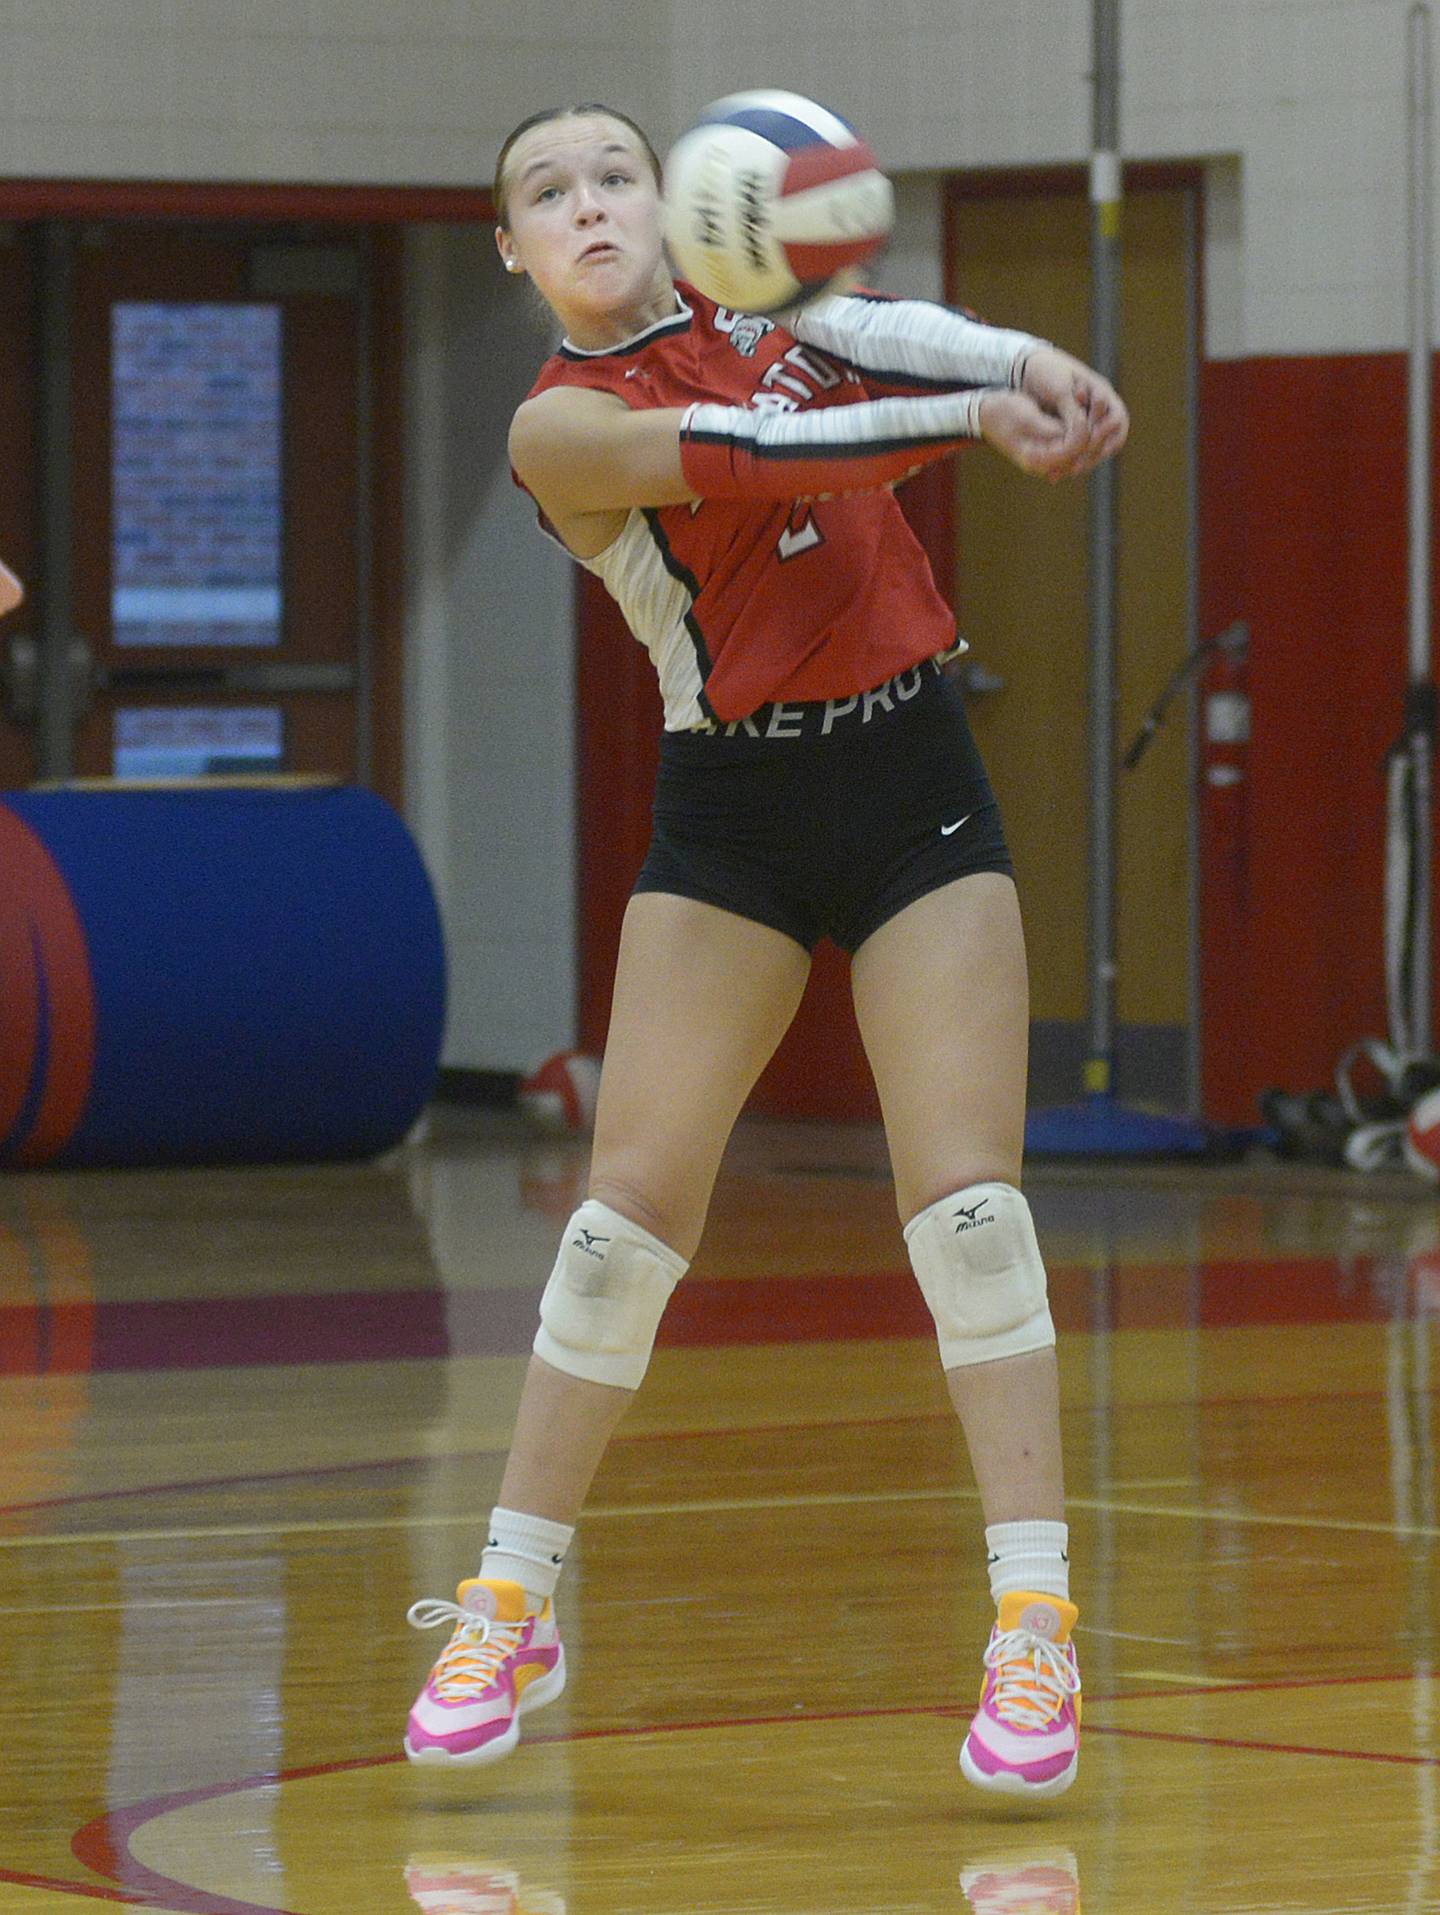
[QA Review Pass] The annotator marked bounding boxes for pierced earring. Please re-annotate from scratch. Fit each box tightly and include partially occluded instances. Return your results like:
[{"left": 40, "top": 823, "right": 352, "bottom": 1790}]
[{"left": 504, "top": 258, "right": 521, "bottom": 274}]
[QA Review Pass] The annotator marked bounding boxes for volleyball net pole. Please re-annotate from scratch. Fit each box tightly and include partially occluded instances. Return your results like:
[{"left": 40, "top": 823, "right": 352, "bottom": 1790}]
[
  {"left": 1026, "top": 0, "right": 1217, "bottom": 1156},
  {"left": 1084, "top": 0, "right": 1123, "bottom": 1106}
]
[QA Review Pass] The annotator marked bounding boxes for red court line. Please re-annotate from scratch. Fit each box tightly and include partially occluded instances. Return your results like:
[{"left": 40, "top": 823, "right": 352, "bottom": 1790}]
[
  {"left": 0, "top": 1868, "right": 145, "bottom": 1904},
  {"left": 0, "top": 1451, "right": 427, "bottom": 1520},
  {"left": 1088, "top": 1722, "right": 1440, "bottom": 1767},
  {"left": 66, "top": 1672, "right": 1430, "bottom": 1915},
  {"left": 3, "top": 1370, "right": 1435, "bottom": 1523}
]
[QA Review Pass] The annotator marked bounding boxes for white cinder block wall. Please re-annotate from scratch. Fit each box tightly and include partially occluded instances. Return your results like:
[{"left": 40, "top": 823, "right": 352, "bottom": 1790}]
[
  {"left": 0, "top": 1, "right": 1428, "bottom": 1066},
  {"left": 403, "top": 226, "right": 583, "bottom": 1076}
]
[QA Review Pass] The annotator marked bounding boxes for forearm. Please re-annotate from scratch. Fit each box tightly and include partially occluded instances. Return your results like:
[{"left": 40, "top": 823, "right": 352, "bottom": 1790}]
[
  {"left": 678, "top": 388, "right": 991, "bottom": 501},
  {"left": 791, "top": 291, "right": 1045, "bottom": 396},
  {"left": 0, "top": 560, "right": 23, "bottom": 617}
]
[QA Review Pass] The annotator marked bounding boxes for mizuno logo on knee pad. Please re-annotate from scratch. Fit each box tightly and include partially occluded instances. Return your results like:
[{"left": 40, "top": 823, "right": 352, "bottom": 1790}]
[
  {"left": 573, "top": 1229, "right": 610, "bottom": 1258},
  {"left": 951, "top": 1199, "right": 995, "bottom": 1231}
]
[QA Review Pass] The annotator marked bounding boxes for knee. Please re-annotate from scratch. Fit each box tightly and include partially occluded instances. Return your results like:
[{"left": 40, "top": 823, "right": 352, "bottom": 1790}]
[
  {"left": 587, "top": 1169, "right": 704, "bottom": 1263},
  {"left": 903, "top": 1180, "right": 1054, "bottom": 1370},
  {"left": 533, "top": 1200, "right": 689, "bottom": 1392},
  {"left": 906, "top": 1158, "right": 1022, "bottom": 1222}
]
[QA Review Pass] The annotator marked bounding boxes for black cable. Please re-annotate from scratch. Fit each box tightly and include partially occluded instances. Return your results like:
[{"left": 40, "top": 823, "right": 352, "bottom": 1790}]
[{"left": 1122, "top": 620, "right": 1249, "bottom": 770}]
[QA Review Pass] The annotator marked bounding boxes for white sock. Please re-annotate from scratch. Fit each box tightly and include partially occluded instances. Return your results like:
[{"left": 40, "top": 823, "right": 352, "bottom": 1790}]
[
  {"left": 480, "top": 1506, "right": 574, "bottom": 1608},
  {"left": 985, "top": 1520, "right": 1071, "bottom": 1604}
]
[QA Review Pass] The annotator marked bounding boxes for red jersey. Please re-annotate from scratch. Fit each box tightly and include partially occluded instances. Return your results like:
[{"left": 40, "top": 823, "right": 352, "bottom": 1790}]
[{"left": 516, "top": 284, "right": 959, "bottom": 728}]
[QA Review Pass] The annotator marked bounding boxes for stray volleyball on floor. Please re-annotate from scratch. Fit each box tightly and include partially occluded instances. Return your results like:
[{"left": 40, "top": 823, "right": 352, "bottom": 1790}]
[
  {"left": 663, "top": 89, "right": 895, "bottom": 313},
  {"left": 1404, "top": 1084, "right": 1440, "bottom": 1181},
  {"left": 518, "top": 1049, "right": 602, "bottom": 1133}
]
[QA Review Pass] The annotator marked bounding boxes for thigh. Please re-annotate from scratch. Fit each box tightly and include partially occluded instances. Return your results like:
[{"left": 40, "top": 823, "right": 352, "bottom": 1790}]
[
  {"left": 589, "top": 890, "right": 812, "bottom": 1257},
  {"left": 850, "top": 871, "right": 1029, "bottom": 1223}
]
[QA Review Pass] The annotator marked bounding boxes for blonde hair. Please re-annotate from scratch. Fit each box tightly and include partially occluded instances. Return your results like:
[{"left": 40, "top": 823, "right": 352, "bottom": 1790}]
[{"left": 494, "top": 104, "right": 662, "bottom": 229}]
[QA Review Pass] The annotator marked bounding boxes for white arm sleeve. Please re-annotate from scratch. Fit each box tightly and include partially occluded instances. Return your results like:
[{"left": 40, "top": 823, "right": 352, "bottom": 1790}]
[
  {"left": 678, "top": 388, "right": 990, "bottom": 499},
  {"left": 791, "top": 291, "right": 1046, "bottom": 392}
]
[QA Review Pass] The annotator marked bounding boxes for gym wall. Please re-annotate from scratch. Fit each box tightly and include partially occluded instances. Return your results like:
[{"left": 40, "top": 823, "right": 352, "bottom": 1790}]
[{"left": 0, "top": 2, "right": 1431, "bottom": 1109}]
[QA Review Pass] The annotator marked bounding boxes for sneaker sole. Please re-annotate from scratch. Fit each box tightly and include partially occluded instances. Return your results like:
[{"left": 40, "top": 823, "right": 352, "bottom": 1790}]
[
  {"left": 959, "top": 1740, "right": 1078, "bottom": 1799},
  {"left": 404, "top": 1648, "right": 566, "bottom": 1768}
]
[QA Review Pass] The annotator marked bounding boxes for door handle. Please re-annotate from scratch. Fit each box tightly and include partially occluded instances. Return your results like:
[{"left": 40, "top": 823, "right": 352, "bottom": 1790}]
[
  {"left": 2, "top": 639, "right": 357, "bottom": 728},
  {"left": 101, "top": 662, "right": 357, "bottom": 695}
]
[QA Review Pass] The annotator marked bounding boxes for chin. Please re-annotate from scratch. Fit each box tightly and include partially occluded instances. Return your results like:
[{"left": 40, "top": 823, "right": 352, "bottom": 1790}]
[{"left": 576, "top": 276, "right": 645, "bottom": 317}]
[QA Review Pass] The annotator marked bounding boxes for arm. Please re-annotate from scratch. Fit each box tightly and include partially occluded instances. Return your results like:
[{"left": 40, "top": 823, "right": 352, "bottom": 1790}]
[
  {"left": 792, "top": 292, "right": 1128, "bottom": 479},
  {"left": 790, "top": 289, "right": 1044, "bottom": 394},
  {"left": 0, "top": 559, "right": 22, "bottom": 618},
  {"left": 510, "top": 380, "right": 1079, "bottom": 518}
]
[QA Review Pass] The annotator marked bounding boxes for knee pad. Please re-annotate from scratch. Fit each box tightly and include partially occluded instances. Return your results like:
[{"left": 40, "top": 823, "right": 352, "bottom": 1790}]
[
  {"left": 533, "top": 1200, "right": 688, "bottom": 1391},
  {"left": 903, "top": 1181, "right": 1054, "bottom": 1369}
]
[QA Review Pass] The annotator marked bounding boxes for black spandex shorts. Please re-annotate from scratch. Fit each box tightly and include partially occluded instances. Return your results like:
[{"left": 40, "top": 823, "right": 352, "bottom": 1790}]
[{"left": 634, "top": 655, "right": 1014, "bottom": 954}]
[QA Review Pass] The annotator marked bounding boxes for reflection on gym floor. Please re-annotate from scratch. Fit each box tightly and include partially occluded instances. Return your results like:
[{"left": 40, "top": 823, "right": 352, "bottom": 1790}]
[{"left": 0, "top": 1105, "right": 1436, "bottom": 1913}]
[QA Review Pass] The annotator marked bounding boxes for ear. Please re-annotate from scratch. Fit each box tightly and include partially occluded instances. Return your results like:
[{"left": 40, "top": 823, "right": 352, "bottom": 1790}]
[{"left": 495, "top": 226, "right": 522, "bottom": 276}]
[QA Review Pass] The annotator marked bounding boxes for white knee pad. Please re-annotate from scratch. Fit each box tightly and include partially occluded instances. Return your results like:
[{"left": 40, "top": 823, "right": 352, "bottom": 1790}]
[
  {"left": 903, "top": 1181, "right": 1055, "bottom": 1369},
  {"left": 533, "top": 1200, "right": 688, "bottom": 1391}
]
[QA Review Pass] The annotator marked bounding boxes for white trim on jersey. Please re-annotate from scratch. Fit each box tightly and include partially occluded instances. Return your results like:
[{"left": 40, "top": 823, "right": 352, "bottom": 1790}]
[
  {"left": 561, "top": 293, "right": 694, "bottom": 359},
  {"left": 576, "top": 509, "right": 710, "bottom": 731},
  {"left": 792, "top": 293, "right": 1046, "bottom": 393}
]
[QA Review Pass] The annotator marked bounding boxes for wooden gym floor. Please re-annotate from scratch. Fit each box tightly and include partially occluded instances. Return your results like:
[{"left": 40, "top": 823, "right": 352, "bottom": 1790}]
[{"left": 0, "top": 1106, "right": 1436, "bottom": 1914}]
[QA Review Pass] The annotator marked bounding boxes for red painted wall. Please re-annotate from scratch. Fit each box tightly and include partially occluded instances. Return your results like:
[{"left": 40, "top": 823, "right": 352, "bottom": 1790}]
[{"left": 1197, "top": 353, "right": 1440, "bottom": 1123}]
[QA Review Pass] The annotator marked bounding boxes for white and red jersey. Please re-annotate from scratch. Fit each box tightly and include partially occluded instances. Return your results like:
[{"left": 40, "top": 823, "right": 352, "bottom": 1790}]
[{"left": 516, "top": 284, "right": 965, "bottom": 729}]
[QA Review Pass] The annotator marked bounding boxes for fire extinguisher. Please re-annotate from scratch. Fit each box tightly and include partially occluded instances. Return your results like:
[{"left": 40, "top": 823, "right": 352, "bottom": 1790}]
[
  {"left": 1199, "top": 621, "right": 1251, "bottom": 898},
  {"left": 1201, "top": 622, "right": 1251, "bottom": 789}
]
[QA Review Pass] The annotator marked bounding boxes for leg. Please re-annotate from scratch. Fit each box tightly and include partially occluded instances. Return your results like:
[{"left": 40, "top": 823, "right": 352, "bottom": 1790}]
[
  {"left": 500, "top": 892, "right": 812, "bottom": 1523},
  {"left": 853, "top": 873, "right": 1080, "bottom": 1800},
  {"left": 406, "top": 895, "right": 810, "bottom": 1765},
  {"left": 850, "top": 872, "right": 1062, "bottom": 1523}
]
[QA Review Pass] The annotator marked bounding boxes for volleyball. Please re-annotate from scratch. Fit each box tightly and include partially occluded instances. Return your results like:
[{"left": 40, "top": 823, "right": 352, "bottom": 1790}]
[
  {"left": 1403, "top": 1085, "right": 1440, "bottom": 1181},
  {"left": 662, "top": 90, "right": 894, "bottom": 314},
  {"left": 517, "top": 1049, "right": 602, "bottom": 1133}
]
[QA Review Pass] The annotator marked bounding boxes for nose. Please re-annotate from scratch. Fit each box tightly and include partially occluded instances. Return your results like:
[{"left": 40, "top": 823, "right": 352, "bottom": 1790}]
[{"left": 572, "top": 181, "right": 606, "bottom": 225}]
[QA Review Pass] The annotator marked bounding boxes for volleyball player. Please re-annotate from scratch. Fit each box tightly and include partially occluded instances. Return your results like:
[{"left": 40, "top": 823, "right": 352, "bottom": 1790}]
[{"left": 405, "top": 104, "right": 1127, "bottom": 1800}]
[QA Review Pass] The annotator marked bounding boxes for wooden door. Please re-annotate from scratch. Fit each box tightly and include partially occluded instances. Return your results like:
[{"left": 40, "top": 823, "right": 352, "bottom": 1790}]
[{"left": 950, "top": 183, "right": 1196, "bottom": 1100}]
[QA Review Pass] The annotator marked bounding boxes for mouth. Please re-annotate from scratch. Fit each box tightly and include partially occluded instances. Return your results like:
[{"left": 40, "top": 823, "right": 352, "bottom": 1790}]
[{"left": 578, "top": 241, "right": 620, "bottom": 263}]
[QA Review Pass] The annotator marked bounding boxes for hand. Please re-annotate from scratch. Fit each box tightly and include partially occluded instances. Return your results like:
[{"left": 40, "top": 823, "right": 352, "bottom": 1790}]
[
  {"left": 977, "top": 389, "right": 1091, "bottom": 480},
  {"left": 1016, "top": 345, "right": 1129, "bottom": 478},
  {"left": 0, "top": 560, "right": 23, "bottom": 618}
]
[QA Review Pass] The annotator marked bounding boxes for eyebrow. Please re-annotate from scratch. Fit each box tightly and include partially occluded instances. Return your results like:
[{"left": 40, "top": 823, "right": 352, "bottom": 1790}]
[{"left": 517, "top": 142, "right": 635, "bottom": 184}]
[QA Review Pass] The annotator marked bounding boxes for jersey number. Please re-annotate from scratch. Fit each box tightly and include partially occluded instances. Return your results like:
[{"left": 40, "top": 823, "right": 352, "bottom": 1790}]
[{"left": 776, "top": 503, "right": 824, "bottom": 563}]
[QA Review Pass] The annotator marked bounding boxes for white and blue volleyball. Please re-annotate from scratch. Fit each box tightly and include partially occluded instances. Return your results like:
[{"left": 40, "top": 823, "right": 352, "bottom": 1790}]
[{"left": 662, "top": 90, "right": 894, "bottom": 314}]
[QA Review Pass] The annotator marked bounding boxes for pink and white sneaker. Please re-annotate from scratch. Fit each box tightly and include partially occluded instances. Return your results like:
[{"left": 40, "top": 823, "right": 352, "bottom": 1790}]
[
  {"left": 960, "top": 1843, "right": 1080, "bottom": 1913},
  {"left": 404, "top": 1578, "right": 565, "bottom": 1766},
  {"left": 959, "top": 1591, "right": 1081, "bottom": 1798},
  {"left": 403, "top": 1852, "right": 567, "bottom": 1913}
]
